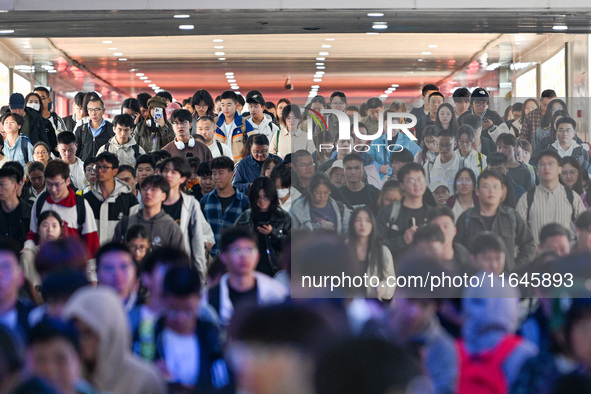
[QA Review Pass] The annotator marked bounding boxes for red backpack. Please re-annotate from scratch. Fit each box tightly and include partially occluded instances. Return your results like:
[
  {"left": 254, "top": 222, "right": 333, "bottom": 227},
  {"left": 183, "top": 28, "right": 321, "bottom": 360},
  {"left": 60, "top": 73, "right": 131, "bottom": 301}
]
[{"left": 457, "top": 335, "right": 523, "bottom": 394}]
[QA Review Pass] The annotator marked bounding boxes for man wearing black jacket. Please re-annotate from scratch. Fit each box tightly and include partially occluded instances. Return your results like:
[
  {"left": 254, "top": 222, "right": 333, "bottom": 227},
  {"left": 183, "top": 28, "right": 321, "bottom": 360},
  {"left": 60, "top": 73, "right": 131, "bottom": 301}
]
[{"left": 74, "top": 96, "right": 114, "bottom": 163}]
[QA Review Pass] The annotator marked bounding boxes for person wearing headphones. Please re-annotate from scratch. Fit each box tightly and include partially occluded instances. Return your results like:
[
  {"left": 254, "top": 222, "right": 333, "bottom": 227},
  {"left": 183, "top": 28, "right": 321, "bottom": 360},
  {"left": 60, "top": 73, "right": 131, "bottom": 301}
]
[{"left": 162, "top": 109, "right": 213, "bottom": 163}]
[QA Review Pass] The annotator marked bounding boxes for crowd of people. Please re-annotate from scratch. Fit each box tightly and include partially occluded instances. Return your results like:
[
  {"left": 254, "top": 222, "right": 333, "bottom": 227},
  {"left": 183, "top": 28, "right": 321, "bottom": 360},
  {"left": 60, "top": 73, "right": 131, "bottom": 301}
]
[{"left": 0, "top": 83, "right": 590, "bottom": 393}]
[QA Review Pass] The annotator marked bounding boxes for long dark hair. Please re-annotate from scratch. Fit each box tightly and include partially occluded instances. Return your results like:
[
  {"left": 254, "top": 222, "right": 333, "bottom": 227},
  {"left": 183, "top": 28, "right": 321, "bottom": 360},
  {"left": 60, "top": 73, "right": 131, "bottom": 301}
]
[
  {"left": 541, "top": 99, "right": 567, "bottom": 129},
  {"left": 499, "top": 173, "right": 517, "bottom": 208},
  {"left": 453, "top": 167, "right": 477, "bottom": 194},
  {"left": 419, "top": 125, "right": 440, "bottom": 163},
  {"left": 248, "top": 177, "right": 281, "bottom": 221},
  {"left": 190, "top": 89, "right": 215, "bottom": 118},
  {"left": 560, "top": 156, "right": 585, "bottom": 194},
  {"left": 347, "top": 207, "right": 385, "bottom": 276},
  {"left": 435, "top": 103, "right": 458, "bottom": 133}
]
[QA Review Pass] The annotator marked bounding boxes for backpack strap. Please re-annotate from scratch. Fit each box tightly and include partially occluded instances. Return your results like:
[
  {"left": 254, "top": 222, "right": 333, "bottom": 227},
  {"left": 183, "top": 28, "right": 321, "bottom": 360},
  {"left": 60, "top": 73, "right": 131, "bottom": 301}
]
[
  {"left": 489, "top": 335, "right": 523, "bottom": 365},
  {"left": 564, "top": 186, "right": 576, "bottom": 222},
  {"left": 35, "top": 192, "right": 49, "bottom": 222},
  {"left": 215, "top": 140, "right": 224, "bottom": 157},
  {"left": 477, "top": 152, "right": 483, "bottom": 173},
  {"left": 276, "top": 129, "right": 280, "bottom": 149},
  {"left": 506, "top": 207, "right": 517, "bottom": 231},
  {"left": 388, "top": 200, "right": 402, "bottom": 226},
  {"left": 74, "top": 194, "right": 86, "bottom": 236},
  {"left": 132, "top": 144, "right": 140, "bottom": 158}
]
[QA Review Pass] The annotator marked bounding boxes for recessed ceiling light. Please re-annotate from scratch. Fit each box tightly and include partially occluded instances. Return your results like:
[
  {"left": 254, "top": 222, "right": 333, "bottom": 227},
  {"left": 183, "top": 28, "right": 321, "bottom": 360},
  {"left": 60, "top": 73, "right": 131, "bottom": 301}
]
[
  {"left": 372, "top": 23, "right": 388, "bottom": 30},
  {"left": 313, "top": 78, "right": 322, "bottom": 82},
  {"left": 144, "top": 80, "right": 151, "bottom": 83},
  {"left": 213, "top": 39, "right": 223, "bottom": 43},
  {"left": 218, "top": 57, "right": 226, "bottom": 61},
  {"left": 113, "top": 52, "right": 123, "bottom": 56},
  {"left": 391, "top": 84, "right": 399, "bottom": 87},
  {"left": 174, "top": 14, "right": 190, "bottom": 18},
  {"left": 418, "top": 59, "right": 424, "bottom": 62},
  {"left": 316, "top": 71, "right": 325, "bottom": 75},
  {"left": 179, "top": 25, "right": 194, "bottom": 30},
  {"left": 319, "top": 52, "right": 329, "bottom": 56},
  {"left": 315, "top": 62, "right": 324, "bottom": 66},
  {"left": 214, "top": 52, "right": 225, "bottom": 56},
  {"left": 366, "top": 32, "right": 379, "bottom": 35},
  {"left": 311, "top": 85, "right": 320, "bottom": 88},
  {"left": 227, "top": 79, "right": 236, "bottom": 83},
  {"left": 48, "top": 69, "right": 57, "bottom": 73},
  {"left": 139, "top": 76, "right": 148, "bottom": 80},
  {"left": 391, "top": 88, "right": 397, "bottom": 91},
  {"left": 316, "top": 57, "right": 325, "bottom": 61},
  {"left": 118, "top": 58, "right": 127, "bottom": 61},
  {"left": 232, "top": 86, "right": 240, "bottom": 90},
  {"left": 325, "top": 38, "right": 335, "bottom": 41},
  {"left": 421, "top": 51, "right": 431, "bottom": 55},
  {"left": 136, "top": 73, "right": 144, "bottom": 76},
  {"left": 149, "top": 84, "right": 156, "bottom": 87},
  {"left": 380, "top": 94, "right": 388, "bottom": 98},
  {"left": 428, "top": 44, "right": 438, "bottom": 48},
  {"left": 321, "top": 44, "right": 331, "bottom": 49},
  {"left": 317, "top": 66, "right": 325, "bottom": 69},
  {"left": 553, "top": 24, "right": 568, "bottom": 30},
  {"left": 102, "top": 40, "right": 112, "bottom": 44},
  {"left": 225, "top": 73, "right": 234, "bottom": 76},
  {"left": 214, "top": 46, "right": 224, "bottom": 49},
  {"left": 367, "top": 12, "right": 384, "bottom": 17}
]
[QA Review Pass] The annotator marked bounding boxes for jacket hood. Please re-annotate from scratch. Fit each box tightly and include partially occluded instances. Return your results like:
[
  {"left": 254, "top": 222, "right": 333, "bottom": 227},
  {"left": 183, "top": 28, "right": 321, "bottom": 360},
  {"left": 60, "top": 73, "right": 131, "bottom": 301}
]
[
  {"left": 91, "top": 177, "right": 132, "bottom": 202},
  {"left": 62, "top": 286, "right": 131, "bottom": 389},
  {"left": 108, "top": 135, "right": 140, "bottom": 149},
  {"left": 137, "top": 209, "right": 169, "bottom": 224},
  {"left": 461, "top": 274, "right": 520, "bottom": 353}
]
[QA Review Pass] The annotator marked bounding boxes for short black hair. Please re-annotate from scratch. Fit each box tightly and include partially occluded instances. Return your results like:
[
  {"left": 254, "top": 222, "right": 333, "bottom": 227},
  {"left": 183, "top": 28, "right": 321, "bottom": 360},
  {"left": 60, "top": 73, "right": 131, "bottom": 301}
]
[
  {"left": 477, "top": 169, "right": 504, "bottom": 188},
  {"left": 28, "top": 318, "right": 80, "bottom": 354},
  {"left": 33, "top": 86, "right": 50, "bottom": 96},
  {"left": 44, "top": 159, "right": 70, "bottom": 180},
  {"left": 163, "top": 266, "right": 201, "bottom": 297},
  {"left": 27, "top": 160, "right": 44, "bottom": 176},
  {"left": 460, "top": 113, "right": 482, "bottom": 130},
  {"left": 456, "top": 124, "right": 475, "bottom": 140},
  {"left": 135, "top": 154, "right": 155, "bottom": 170},
  {"left": 160, "top": 156, "right": 191, "bottom": 179},
  {"left": 413, "top": 224, "right": 445, "bottom": 245},
  {"left": 137, "top": 92, "right": 152, "bottom": 109},
  {"left": 397, "top": 162, "right": 425, "bottom": 183},
  {"left": 389, "top": 148, "right": 414, "bottom": 165},
  {"left": 237, "top": 94, "right": 245, "bottom": 106},
  {"left": 366, "top": 97, "right": 383, "bottom": 109},
  {"left": 270, "top": 163, "right": 291, "bottom": 188},
  {"left": 188, "top": 157, "right": 201, "bottom": 172},
  {"left": 96, "top": 242, "right": 133, "bottom": 272},
  {"left": 0, "top": 166, "right": 20, "bottom": 184},
  {"left": 95, "top": 151, "right": 119, "bottom": 169},
  {"left": 310, "top": 95, "right": 326, "bottom": 107},
  {"left": 471, "top": 233, "right": 505, "bottom": 255},
  {"left": 210, "top": 156, "right": 235, "bottom": 172},
  {"left": 452, "top": 87, "right": 470, "bottom": 101},
  {"left": 112, "top": 114, "right": 134, "bottom": 129},
  {"left": 438, "top": 128, "right": 455, "bottom": 139},
  {"left": 428, "top": 91, "right": 444, "bottom": 101},
  {"left": 2, "top": 162, "right": 23, "bottom": 184},
  {"left": 73, "top": 91, "right": 86, "bottom": 107},
  {"left": 428, "top": 206, "right": 455, "bottom": 223},
  {"left": 575, "top": 211, "right": 591, "bottom": 230},
  {"left": 121, "top": 97, "right": 141, "bottom": 114},
  {"left": 342, "top": 153, "right": 363, "bottom": 165},
  {"left": 535, "top": 149, "right": 562, "bottom": 167},
  {"left": 141, "top": 174, "right": 170, "bottom": 199},
  {"left": 496, "top": 133, "right": 517, "bottom": 147},
  {"left": 220, "top": 226, "right": 255, "bottom": 253},
  {"left": 556, "top": 116, "right": 577, "bottom": 130},
  {"left": 141, "top": 247, "right": 190, "bottom": 275},
  {"left": 541, "top": 89, "right": 557, "bottom": 98},
  {"left": 330, "top": 91, "right": 346, "bottom": 103},
  {"left": 84, "top": 157, "right": 97, "bottom": 171},
  {"left": 487, "top": 152, "right": 509, "bottom": 167},
  {"left": 125, "top": 223, "right": 151, "bottom": 243},
  {"left": 197, "top": 161, "right": 212, "bottom": 177},
  {"left": 1, "top": 112, "right": 23, "bottom": 126},
  {"left": 151, "top": 150, "right": 172, "bottom": 164},
  {"left": 422, "top": 84, "right": 439, "bottom": 96},
  {"left": 170, "top": 109, "right": 192, "bottom": 124},
  {"left": 220, "top": 90, "right": 238, "bottom": 104},
  {"left": 155, "top": 90, "right": 173, "bottom": 102},
  {"left": 540, "top": 223, "right": 571, "bottom": 245},
  {"left": 251, "top": 134, "right": 269, "bottom": 147},
  {"left": 57, "top": 131, "right": 77, "bottom": 146},
  {"left": 117, "top": 164, "right": 136, "bottom": 178},
  {"left": 512, "top": 102, "right": 523, "bottom": 112}
]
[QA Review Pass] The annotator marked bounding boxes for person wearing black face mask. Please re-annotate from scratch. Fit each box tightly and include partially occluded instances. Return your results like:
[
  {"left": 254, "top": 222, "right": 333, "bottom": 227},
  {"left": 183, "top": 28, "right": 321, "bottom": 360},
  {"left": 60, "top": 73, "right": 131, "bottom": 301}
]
[
  {"left": 34, "top": 86, "right": 67, "bottom": 134},
  {"left": 233, "top": 134, "right": 282, "bottom": 194}
]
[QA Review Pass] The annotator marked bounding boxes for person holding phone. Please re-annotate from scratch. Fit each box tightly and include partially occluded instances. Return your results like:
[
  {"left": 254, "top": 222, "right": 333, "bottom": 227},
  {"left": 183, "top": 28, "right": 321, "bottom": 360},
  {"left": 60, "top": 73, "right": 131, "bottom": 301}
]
[
  {"left": 134, "top": 96, "right": 174, "bottom": 153},
  {"left": 235, "top": 176, "right": 291, "bottom": 276}
]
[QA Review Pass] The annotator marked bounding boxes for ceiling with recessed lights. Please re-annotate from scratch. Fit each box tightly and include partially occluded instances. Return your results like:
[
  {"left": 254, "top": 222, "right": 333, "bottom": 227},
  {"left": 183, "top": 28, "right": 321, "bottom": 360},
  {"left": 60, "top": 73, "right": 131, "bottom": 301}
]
[{"left": 0, "top": 8, "right": 579, "bottom": 109}]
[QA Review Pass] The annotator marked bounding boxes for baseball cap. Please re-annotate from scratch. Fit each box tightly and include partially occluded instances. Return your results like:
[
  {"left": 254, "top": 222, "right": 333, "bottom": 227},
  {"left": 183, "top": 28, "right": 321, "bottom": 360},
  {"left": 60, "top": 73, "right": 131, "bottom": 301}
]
[
  {"left": 429, "top": 179, "right": 451, "bottom": 193},
  {"left": 246, "top": 92, "right": 265, "bottom": 106},
  {"left": 471, "top": 88, "right": 489, "bottom": 100},
  {"left": 325, "top": 160, "right": 344, "bottom": 177},
  {"left": 9, "top": 93, "right": 25, "bottom": 109}
]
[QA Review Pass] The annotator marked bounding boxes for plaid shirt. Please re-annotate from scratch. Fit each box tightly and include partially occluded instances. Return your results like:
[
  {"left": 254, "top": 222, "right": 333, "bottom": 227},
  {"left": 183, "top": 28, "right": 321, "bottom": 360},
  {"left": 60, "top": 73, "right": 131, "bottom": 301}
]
[
  {"left": 201, "top": 188, "right": 250, "bottom": 257},
  {"left": 520, "top": 108, "right": 542, "bottom": 143}
]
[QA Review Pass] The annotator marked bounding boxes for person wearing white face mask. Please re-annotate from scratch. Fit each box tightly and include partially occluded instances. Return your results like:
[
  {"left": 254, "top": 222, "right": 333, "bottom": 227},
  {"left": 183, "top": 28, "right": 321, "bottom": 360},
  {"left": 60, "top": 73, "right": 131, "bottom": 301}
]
[{"left": 270, "top": 163, "right": 299, "bottom": 212}]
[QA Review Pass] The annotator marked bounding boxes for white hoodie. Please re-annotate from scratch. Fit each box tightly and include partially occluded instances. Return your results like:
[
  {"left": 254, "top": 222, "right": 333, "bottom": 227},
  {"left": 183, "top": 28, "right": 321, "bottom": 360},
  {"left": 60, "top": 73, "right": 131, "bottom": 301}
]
[{"left": 246, "top": 113, "right": 279, "bottom": 141}]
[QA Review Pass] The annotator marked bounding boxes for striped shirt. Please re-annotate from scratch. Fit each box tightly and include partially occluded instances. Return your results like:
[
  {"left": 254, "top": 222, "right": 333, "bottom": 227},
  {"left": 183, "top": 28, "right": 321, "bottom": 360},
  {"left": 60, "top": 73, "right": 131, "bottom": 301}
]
[{"left": 516, "top": 183, "right": 586, "bottom": 244}]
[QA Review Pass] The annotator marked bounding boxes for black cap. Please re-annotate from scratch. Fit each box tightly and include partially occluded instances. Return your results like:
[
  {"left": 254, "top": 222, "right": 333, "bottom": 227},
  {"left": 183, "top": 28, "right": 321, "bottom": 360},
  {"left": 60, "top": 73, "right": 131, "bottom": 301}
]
[
  {"left": 246, "top": 90, "right": 265, "bottom": 106},
  {"left": 471, "top": 88, "right": 489, "bottom": 99}
]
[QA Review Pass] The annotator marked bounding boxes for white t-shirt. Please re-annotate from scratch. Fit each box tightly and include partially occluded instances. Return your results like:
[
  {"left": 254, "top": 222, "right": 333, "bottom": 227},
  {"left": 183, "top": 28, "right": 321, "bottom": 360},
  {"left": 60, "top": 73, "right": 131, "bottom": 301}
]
[
  {"left": 163, "top": 328, "right": 200, "bottom": 385},
  {"left": 69, "top": 157, "right": 88, "bottom": 191},
  {"left": 207, "top": 140, "right": 233, "bottom": 160}
]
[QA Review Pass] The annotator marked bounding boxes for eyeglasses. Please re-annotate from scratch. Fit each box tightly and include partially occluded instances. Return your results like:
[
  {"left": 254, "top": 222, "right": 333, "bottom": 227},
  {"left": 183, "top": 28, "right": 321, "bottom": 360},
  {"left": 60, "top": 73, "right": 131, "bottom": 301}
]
[
  {"left": 425, "top": 139, "right": 437, "bottom": 145},
  {"left": 557, "top": 128, "right": 573, "bottom": 134},
  {"left": 227, "top": 246, "right": 258, "bottom": 256},
  {"left": 562, "top": 170, "right": 578, "bottom": 177},
  {"left": 456, "top": 179, "right": 473, "bottom": 185},
  {"left": 473, "top": 100, "right": 488, "bottom": 106},
  {"left": 438, "top": 143, "right": 453, "bottom": 149},
  {"left": 46, "top": 181, "right": 66, "bottom": 190},
  {"left": 87, "top": 107, "right": 104, "bottom": 113},
  {"left": 458, "top": 139, "right": 472, "bottom": 146},
  {"left": 93, "top": 165, "right": 113, "bottom": 171},
  {"left": 171, "top": 121, "right": 190, "bottom": 126},
  {"left": 34, "top": 150, "right": 48, "bottom": 156}
]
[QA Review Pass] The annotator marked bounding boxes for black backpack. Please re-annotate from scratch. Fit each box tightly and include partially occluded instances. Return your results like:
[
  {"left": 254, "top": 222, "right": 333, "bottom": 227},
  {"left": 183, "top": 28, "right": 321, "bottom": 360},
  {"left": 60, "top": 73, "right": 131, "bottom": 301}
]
[
  {"left": 35, "top": 191, "right": 86, "bottom": 236},
  {"left": 525, "top": 186, "right": 576, "bottom": 223}
]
